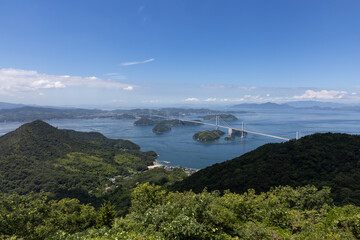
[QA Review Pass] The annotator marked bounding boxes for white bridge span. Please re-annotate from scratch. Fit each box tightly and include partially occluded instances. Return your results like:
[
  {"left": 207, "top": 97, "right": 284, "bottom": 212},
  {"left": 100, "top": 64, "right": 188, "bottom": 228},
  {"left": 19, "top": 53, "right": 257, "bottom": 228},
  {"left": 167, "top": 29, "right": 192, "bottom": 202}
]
[{"left": 150, "top": 114, "right": 290, "bottom": 141}]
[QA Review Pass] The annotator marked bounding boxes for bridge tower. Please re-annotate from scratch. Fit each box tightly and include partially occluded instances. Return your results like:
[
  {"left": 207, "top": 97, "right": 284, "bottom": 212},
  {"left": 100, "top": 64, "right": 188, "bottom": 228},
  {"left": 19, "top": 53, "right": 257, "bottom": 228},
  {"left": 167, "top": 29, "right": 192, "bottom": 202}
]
[
  {"left": 228, "top": 128, "right": 233, "bottom": 136},
  {"left": 241, "top": 121, "right": 245, "bottom": 138},
  {"left": 215, "top": 115, "right": 219, "bottom": 130}
]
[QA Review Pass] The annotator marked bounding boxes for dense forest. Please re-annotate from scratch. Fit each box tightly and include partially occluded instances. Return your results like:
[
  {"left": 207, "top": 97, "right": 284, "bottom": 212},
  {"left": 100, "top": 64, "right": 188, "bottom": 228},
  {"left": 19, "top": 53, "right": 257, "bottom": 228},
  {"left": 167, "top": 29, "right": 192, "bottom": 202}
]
[
  {"left": 1, "top": 184, "right": 360, "bottom": 239},
  {"left": 173, "top": 133, "right": 360, "bottom": 206}
]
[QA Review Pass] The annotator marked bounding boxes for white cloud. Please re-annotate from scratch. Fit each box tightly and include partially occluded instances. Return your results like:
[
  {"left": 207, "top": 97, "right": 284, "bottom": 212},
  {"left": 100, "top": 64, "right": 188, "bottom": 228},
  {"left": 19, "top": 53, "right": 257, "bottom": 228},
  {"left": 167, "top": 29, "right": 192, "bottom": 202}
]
[
  {"left": 120, "top": 58, "right": 155, "bottom": 66},
  {"left": 0, "top": 68, "right": 135, "bottom": 95},
  {"left": 294, "top": 90, "right": 348, "bottom": 99},
  {"left": 185, "top": 97, "right": 199, "bottom": 102},
  {"left": 111, "top": 99, "right": 126, "bottom": 103},
  {"left": 205, "top": 98, "right": 217, "bottom": 102},
  {"left": 200, "top": 84, "right": 257, "bottom": 91},
  {"left": 142, "top": 100, "right": 160, "bottom": 103},
  {"left": 31, "top": 80, "right": 66, "bottom": 89},
  {"left": 104, "top": 73, "right": 127, "bottom": 80}
]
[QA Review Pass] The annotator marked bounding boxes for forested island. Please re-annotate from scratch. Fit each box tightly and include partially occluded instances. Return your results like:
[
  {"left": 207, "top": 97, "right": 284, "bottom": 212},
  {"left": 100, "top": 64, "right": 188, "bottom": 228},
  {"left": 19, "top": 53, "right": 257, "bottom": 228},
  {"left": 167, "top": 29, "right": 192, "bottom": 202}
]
[
  {"left": 152, "top": 123, "right": 171, "bottom": 134},
  {"left": 134, "top": 117, "right": 202, "bottom": 134},
  {"left": 201, "top": 114, "right": 238, "bottom": 121},
  {"left": 193, "top": 129, "right": 225, "bottom": 142},
  {"left": 133, "top": 117, "right": 156, "bottom": 126}
]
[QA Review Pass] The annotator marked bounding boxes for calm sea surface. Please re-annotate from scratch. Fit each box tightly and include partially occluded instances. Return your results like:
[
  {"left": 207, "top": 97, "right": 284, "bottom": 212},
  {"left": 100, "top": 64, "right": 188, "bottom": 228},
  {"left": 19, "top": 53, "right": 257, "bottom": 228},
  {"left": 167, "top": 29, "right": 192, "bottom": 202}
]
[{"left": 1, "top": 109, "right": 359, "bottom": 169}]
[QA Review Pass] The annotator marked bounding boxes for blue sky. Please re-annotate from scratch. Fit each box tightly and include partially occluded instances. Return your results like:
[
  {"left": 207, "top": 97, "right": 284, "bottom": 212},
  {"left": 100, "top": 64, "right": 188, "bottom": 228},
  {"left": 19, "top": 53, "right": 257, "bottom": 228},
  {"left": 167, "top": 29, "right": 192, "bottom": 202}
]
[{"left": 0, "top": 0, "right": 359, "bottom": 107}]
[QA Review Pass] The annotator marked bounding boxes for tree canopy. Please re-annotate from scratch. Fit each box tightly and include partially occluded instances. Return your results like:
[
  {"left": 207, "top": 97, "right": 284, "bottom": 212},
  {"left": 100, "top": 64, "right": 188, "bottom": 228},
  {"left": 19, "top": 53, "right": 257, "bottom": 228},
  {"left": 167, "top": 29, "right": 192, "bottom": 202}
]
[{"left": 173, "top": 133, "right": 360, "bottom": 206}]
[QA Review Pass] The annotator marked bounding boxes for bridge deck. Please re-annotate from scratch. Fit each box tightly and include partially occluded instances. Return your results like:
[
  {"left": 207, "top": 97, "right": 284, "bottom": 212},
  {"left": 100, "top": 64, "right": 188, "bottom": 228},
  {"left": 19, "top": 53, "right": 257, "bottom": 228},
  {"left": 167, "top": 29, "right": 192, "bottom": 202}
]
[{"left": 150, "top": 115, "right": 290, "bottom": 141}]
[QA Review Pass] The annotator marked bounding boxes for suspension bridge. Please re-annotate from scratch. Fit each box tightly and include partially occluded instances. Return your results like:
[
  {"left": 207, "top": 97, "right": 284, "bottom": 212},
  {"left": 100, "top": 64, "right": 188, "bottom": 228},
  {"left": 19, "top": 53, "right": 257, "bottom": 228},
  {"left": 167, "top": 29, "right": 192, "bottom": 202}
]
[{"left": 149, "top": 114, "right": 290, "bottom": 141}]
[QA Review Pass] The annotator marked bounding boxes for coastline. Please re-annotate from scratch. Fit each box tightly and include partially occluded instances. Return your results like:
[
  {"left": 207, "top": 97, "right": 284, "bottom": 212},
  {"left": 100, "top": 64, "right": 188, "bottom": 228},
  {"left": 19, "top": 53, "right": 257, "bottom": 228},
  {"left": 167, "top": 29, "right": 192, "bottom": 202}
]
[
  {"left": 148, "top": 159, "right": 199, "bottom": 176},
  {"left": 147, "top": 160, "right": 163, "bottom": 169}
]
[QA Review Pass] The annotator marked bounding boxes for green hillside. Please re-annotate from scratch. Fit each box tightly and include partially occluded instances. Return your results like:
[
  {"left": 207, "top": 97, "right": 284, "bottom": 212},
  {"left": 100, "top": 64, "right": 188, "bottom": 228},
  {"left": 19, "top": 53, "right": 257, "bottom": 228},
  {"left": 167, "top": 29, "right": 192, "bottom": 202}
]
[
  {"left": 0, "top": 120, "right": 156, "bottom": 202},
  {"left": 173, "top": 133, "right": 360, "bottom": 206}
]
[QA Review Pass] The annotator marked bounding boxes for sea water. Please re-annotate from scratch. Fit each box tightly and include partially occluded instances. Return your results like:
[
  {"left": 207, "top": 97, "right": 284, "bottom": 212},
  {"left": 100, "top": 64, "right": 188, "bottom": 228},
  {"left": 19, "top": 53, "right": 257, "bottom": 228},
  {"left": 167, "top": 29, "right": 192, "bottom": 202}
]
[{"left": 1, "top": 108, "right": 359, "bottom": 169}]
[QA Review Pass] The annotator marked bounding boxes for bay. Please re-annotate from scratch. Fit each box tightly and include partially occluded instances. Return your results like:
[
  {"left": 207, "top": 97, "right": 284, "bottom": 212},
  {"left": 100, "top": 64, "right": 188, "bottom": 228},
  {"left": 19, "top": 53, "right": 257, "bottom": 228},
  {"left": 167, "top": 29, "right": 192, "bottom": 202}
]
[{"left": 0, "top": 108, "right": 359, "bottom": 169}]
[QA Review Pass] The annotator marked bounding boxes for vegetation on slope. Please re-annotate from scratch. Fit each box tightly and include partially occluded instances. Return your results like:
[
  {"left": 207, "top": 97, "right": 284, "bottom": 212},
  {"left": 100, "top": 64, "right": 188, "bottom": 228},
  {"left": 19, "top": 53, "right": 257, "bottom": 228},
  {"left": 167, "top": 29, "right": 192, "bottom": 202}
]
[
  {"left": 63, "top": 129, "right": 140, "bottom": 150},
  {"left": 0, "top": 192, "right": 98, "bottom": 239},
  {"left": 0, "top": 120, "right": 156, "bottom": 202},
  {"left": 174, "top": 133, "right": 360, "bottom": 206},
  {"left": 3, "top": 184, "right": 359, "bottom": 239},
  {"left": 106, "top": 168, "right": 187, "bottom": 215}
]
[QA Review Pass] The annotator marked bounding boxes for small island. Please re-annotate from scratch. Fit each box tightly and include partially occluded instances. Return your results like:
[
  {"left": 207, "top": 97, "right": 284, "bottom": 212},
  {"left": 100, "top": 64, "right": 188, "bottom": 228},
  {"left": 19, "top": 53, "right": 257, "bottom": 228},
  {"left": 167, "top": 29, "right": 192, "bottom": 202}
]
[
  {"left": 152, "top": 119, "right": 202, "bottom": 134},
  {"left": 168, "top": 119, "right": 203, "bottom": 126},
  {"left": 134, "top": 118, "right": 204, "bottom": 135},
  {"left": 133, "top": 117, "right": 156, "bottom": 126},
  {"left": 232, "top": 129, "right": 247, "bottom": 137},
  {"left": 152, "top": 123, "right": 172, "bottom": 134},
  {"left": 202, "top": 114, "right": 238, "bottom": 121},
  {"left": 114, "top": 114, "right": 136, "bottom": 119},
  {"left": 193, "top": 129, "right": 225, "bottom": 142}
]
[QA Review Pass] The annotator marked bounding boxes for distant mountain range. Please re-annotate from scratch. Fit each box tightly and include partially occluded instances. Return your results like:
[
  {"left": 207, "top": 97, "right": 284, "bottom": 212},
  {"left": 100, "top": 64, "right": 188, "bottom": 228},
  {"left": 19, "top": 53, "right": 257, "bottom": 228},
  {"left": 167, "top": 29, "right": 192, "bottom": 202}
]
[
  {"left": 285, "top": 101, "right": 351, "bottom": 108},
  {"left": 0, "top": 104, "right": 245, "bottom": 122},
  {"left": 0, "top": 102, "right": 25, "bottom": 109},
  {"left": 232, "top": 102, "right": 294, "bottom": 109},
  {"left": 1, "top": 101, "right": 360, "bottom": 122},
  {"left": 232, "top": 101, "right": 360, "bottom": 110}
]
